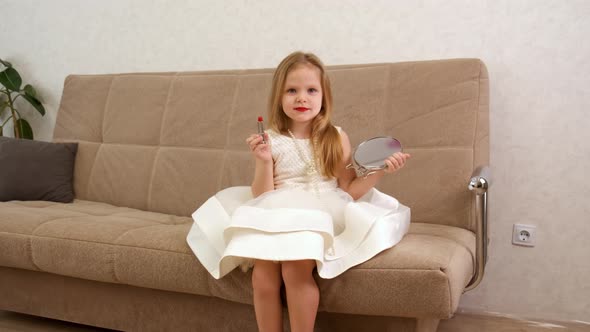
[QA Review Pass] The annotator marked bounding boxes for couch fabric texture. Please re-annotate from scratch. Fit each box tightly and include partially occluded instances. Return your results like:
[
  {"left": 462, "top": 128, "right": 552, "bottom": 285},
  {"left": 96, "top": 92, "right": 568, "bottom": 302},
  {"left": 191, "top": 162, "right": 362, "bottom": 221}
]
[{"left": 0, "top": 59, "right": 489, "bottom": 330}]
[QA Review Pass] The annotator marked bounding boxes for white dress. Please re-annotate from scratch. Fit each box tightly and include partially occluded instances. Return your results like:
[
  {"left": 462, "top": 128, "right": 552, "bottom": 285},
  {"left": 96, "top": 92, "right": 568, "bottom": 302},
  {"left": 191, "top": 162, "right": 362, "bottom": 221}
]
[{"left": 186, "top": 128, "right": 410, "bottom": 279}]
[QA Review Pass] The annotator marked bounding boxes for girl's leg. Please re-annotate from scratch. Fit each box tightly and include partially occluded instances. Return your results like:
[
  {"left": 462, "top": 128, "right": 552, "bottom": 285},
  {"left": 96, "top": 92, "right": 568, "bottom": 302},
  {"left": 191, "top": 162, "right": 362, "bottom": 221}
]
[
  {"left": 252, "top": 260, "right": 283, "bottom": 332},
  {"left": 281, "top": 260, "right": 319, "bottom": 332}
]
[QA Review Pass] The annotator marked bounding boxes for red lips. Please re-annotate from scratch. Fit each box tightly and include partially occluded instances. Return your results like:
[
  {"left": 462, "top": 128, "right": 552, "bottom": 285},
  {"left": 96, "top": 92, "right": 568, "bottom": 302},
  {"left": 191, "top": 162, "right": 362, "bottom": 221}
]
[{"left": 295, "top": 107, "right": 309, "bottom": 112}]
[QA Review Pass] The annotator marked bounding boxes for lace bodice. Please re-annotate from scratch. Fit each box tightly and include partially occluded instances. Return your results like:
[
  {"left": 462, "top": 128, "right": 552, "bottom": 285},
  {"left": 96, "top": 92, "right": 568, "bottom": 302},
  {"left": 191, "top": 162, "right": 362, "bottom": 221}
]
[{"left": 266, "top": 129, "right": 338, "bottom": 192}]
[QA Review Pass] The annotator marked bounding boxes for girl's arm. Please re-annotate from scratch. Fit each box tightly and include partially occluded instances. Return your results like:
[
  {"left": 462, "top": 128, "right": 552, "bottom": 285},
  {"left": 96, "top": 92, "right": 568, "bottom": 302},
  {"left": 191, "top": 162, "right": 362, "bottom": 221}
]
[
  {"left": 336, "top": 130, "right": 410, "bottom": 200},
  {"left": 251, "top": 159, "right": 274, "bottom": 197},
  {"left": 248, "top": 133, "right": 274, "bottom": 198}
]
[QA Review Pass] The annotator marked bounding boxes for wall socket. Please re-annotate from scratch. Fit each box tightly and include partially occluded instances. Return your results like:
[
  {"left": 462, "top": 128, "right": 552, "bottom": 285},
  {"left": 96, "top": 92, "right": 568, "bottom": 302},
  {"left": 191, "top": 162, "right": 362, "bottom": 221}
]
[{"left": 512, "top": 224, "right": 536, "bottom": 247}]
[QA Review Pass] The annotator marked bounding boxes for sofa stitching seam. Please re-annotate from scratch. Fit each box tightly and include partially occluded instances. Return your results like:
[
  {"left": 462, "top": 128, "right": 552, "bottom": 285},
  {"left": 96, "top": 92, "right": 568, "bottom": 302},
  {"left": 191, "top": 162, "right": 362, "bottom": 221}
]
[
  {"left": 4, "top": 233, "right": 194, "bottom": 255},
  {"left": 111, "top": 223, "right": 175, "bottom": 283},
  {"left": 3, "top": 211, "right": 190, "bottom": 225},
  {"left": 442, "top": 245, "right": 461, "bottom": 315},
  {"left": 407, "top": 232, "right": 475, "bottom": 259},
  {"left": 391, "top": 97, "right": 475, "bottom": 130},
  {"left": 85, "top": 76, "right": 114, "bottom": 199},
  {"left": 26, "top": 231, "right": 42, "bottom": 271},
  {"left": 380, "top": 64, "right": 392, "bottom": 134},
  {"left": 28, "top": 215, "right": 91, "bottom": 272},
  {"left": 4, "top": 231, "right": 456, "bottom": 271},
  {"left": 146, "top": 75, "right": 177, "bottom": 212},
  {"left": 24, "top": 211, "right": 184, "bottom": 225}
]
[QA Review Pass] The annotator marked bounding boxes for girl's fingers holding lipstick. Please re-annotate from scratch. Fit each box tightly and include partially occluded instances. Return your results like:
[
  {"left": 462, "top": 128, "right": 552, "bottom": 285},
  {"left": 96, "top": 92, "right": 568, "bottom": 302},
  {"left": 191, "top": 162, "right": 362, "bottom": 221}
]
[
  {"left": 250, "top": 136, "right": 270, "bottom": 152},
  {"left": 246, "top": 135, "right": 260, "bottom": 148}
]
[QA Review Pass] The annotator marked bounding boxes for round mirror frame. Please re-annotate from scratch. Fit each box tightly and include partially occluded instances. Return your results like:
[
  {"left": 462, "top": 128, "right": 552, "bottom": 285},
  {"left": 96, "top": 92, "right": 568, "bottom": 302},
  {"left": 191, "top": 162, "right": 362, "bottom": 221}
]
[{"left": 346, "top": 136, "right": 403, "bottom": 178}]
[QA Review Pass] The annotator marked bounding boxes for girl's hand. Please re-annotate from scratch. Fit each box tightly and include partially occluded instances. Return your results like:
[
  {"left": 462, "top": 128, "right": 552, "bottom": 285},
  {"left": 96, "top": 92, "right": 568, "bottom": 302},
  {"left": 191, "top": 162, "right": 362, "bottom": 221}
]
[
  {"left": 246, "top": 133, "right": 272, "bottom": 162},
  {"left": 383, "top": 152, "right": 411, "bottom": 174}
]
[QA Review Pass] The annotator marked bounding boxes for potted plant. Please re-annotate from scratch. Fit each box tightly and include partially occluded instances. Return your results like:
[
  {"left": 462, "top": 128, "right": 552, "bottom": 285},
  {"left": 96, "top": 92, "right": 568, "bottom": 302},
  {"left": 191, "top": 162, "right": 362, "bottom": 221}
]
[{"left": 0, "top": 58, "right": 46, "bottom": 139}]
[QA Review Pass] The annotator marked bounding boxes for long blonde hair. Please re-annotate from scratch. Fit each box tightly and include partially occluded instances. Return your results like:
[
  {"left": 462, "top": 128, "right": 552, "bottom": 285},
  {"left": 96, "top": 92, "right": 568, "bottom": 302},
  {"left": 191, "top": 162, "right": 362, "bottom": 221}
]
[{"left": 268, "top": 51, "right": 342, "bottom": 178}]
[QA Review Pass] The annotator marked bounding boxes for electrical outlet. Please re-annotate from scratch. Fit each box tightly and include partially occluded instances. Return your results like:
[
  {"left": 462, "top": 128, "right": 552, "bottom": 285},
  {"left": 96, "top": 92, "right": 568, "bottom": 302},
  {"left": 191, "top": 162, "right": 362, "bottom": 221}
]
[{"left": 512, "top": 224, "right": 536, "bottom": 247}]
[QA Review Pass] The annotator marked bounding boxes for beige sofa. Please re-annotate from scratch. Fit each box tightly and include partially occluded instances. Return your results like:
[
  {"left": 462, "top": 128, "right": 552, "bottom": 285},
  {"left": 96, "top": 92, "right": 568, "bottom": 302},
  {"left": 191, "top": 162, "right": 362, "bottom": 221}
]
[{"left": 0, "top": 58, "right": 489, "bottom": 332}]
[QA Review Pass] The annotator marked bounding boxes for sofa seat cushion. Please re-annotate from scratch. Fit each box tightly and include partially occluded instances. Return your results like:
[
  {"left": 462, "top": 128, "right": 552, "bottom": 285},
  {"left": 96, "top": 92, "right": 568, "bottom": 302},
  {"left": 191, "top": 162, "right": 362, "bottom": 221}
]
[
  {"left": 0, "top": 200, "right": 475, "bottom": 318},
  {"left": 0, "top": 199, "right": 211, "bottom": 297},
  {"left": 316, "top": 223, "right": 476, "bottom": 318}
]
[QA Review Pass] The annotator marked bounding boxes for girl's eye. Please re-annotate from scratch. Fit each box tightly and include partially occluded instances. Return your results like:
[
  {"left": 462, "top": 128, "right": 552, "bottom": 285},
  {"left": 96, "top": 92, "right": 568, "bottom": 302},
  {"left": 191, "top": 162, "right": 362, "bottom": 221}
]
[
  {"left": 286, "top": 88, "right": 296, "bottom": 93},
  {"left": 308, "top": 88, "right": 318, "bottom": 93}
]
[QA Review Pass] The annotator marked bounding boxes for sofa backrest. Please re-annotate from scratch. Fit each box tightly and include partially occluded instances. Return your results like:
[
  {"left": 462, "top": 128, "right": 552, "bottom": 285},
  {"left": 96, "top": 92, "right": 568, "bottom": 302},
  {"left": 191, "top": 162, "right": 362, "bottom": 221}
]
[{"left": 53, "top": 59, "right": 488, "bottom": 231}]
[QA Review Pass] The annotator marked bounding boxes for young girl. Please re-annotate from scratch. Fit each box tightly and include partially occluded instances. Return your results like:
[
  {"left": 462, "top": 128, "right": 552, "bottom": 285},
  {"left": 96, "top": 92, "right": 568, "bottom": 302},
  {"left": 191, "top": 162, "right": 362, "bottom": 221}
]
[{"left": 187, "top": 51, "right": 411, "bottom": 332}]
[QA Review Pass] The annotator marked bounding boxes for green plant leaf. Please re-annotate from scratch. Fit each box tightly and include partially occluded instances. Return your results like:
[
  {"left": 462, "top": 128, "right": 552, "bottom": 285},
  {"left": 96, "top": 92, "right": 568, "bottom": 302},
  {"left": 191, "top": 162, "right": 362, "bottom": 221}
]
[
  {"left": 15, "top": 118, "right": 33, "bottom": 139},
  {"left": 24, "top": 84, "right": 37, "bottom": 98},
  {"left": 21, "top": 93, "right": 46, "bottom": 116},
  {"left": 0, "top": 67, "right": 22, "bottom": 91},
  {"left": 0, "top": 58, "right": 12, "bottom": 68}
]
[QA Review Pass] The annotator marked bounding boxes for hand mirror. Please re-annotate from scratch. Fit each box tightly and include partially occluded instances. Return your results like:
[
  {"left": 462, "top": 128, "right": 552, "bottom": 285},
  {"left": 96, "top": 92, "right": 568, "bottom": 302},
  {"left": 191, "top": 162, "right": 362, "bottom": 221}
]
[{"left": 346, "top": 137, "right": 403, "bottom": 178}]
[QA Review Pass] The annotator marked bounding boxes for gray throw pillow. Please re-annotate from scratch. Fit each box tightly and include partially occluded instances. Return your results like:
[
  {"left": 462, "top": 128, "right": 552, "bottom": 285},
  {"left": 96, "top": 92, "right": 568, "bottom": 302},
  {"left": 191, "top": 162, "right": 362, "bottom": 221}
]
[{"left": 0, "top": 137, "right": 78, "bottom": 203}]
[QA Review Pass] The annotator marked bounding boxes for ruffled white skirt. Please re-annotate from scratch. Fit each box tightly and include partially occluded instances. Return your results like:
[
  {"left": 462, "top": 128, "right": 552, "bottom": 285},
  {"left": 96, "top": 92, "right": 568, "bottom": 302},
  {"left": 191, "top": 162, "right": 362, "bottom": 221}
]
[{"left": 186, "top": 186, "right": 410, "bottom": 279}]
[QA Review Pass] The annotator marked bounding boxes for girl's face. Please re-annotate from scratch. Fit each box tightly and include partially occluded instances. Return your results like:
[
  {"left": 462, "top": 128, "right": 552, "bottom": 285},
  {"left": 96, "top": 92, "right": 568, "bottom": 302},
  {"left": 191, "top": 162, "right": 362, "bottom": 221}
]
[{"left": 281, "top": 64, "right": 323, "bottom": 129}]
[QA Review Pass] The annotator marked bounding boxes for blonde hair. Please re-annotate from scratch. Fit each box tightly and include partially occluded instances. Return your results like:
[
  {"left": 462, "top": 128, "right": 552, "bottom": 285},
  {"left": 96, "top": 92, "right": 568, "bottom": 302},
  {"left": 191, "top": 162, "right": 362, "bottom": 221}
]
[{"left": 268, "top": 51, "right": 343, "bottom": 178}]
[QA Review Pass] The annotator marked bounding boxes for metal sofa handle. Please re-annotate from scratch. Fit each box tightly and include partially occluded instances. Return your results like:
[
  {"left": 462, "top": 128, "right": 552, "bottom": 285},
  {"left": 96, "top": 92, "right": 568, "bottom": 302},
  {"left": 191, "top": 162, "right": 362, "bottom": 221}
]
[{"left": 464, "top": 165, "right": 490, "bottom": 292}]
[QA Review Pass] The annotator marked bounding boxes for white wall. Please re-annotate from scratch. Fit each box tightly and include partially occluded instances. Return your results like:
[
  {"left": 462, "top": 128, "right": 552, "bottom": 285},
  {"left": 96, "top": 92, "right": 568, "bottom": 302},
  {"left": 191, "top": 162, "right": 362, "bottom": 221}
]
[{"left": 1, "top": 0, "right": 589, "bottom": 323}]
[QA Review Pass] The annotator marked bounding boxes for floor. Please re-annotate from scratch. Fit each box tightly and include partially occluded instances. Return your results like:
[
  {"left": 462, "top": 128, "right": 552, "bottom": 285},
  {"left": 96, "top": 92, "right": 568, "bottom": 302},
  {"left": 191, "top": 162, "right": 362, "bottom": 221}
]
[
  {"left": 1, "top": 310, "right": 588, "bottom": 332},
  {"left": 438, "top": 313, "right": 590, "bottom": 332},
  {"left": 0, "top": 311, "right": 117, "bottom": 332}
]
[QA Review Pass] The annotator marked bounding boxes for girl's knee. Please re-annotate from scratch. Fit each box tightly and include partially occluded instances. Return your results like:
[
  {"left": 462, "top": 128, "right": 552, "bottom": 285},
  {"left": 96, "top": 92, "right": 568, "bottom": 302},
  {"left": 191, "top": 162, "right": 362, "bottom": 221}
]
[
  {"left": 252, "top": 261, "right": 282, "bottom": 294},
  {"left": 281, "top": 260, "right": 316, "bottom": 285}
]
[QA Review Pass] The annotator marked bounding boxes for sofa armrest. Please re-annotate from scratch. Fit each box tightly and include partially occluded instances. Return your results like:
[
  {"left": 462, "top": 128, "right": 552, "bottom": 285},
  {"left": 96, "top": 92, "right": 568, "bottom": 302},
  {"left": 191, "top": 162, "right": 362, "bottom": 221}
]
[{"left": 464, "top": 165, "right": 491, "bottom": 292}]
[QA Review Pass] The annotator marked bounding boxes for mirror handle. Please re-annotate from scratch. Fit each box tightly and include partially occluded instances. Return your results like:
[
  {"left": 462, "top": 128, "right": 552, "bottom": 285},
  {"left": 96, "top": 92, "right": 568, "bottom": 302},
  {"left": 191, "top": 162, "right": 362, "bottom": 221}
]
[{"left": 347, "top": 163, "right": 379, "bottom": 179}]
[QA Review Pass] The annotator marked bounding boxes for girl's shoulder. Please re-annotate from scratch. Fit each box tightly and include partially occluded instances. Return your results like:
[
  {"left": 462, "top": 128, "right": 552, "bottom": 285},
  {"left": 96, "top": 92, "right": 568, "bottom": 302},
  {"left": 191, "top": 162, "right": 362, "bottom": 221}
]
[
  {"left": 333, "top": 125, "right": 351, "bottom": 147},
  {"left": 265, "top": 128, "right": 293, "bottom": 149},
  {"left": 265, "top": 128, "right": 284, "bottom": 140},
  {"left": 331, "top": 125, "right": 345, "bottom": 137}
]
